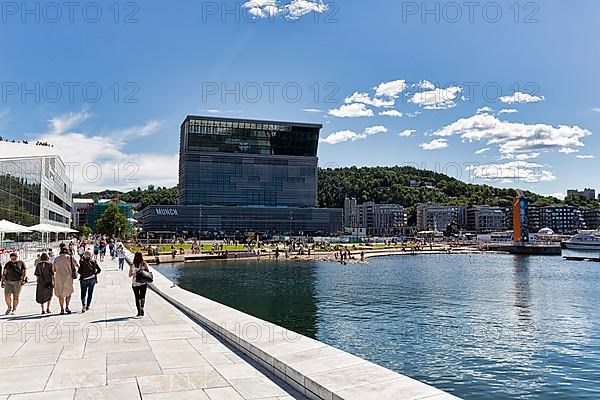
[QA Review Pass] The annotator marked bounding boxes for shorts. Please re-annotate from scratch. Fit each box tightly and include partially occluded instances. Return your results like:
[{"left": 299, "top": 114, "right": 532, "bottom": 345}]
[{"left": 4, "top": 280, "right": 23, "bottom": 296}]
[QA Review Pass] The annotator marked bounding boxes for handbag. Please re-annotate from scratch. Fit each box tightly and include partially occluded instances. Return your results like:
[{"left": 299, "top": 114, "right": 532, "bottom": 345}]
[
  {"left": 69, "top": 256, "right": 78, "bottom": 280},
  {"left": 135, "top": 268, "right": 154, "bottom": 284}
]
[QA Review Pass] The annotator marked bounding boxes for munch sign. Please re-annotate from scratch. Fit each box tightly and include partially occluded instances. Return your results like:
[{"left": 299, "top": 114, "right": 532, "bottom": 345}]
[{"left": 155, "top": 208, "right": 178, "bottom": 216}]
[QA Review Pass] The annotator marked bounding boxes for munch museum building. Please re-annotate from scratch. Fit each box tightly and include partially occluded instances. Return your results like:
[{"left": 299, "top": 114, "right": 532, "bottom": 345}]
[{"left": 141, "top": 116, "right": 342, "bottom": 237}]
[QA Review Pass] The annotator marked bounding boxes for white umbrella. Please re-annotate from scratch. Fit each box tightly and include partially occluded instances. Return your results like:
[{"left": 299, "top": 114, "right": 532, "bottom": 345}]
[
  {"left": 0, "top": 220, "right": 32, "bottom": 248},
  {"left": 29, "top": 223, "right": 68, "bottom": 249}
]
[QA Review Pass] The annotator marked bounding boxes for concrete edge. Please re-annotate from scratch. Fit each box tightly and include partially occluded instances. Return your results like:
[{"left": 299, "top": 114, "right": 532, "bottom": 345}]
[{"left": 124, "top": 253, "right": 461, "bottom": 400}]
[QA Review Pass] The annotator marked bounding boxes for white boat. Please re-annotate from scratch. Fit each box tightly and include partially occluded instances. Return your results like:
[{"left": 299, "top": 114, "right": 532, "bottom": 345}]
[{"left": 561, "top": 231, "right": 600, "bottom": 250}]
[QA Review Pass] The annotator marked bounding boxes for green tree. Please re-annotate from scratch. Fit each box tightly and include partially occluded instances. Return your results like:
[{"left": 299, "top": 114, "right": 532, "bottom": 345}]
[
  {"left": 96, "top": 204, "right": 129, "bottom": 238},
  {"left": 80, "top": 224, "right": 92, "bottom": 237}
]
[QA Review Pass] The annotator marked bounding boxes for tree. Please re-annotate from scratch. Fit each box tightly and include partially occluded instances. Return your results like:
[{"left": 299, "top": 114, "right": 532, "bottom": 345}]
[
  {"left": 96, "top": 204, "right": 129, "bottom": 238},
  {"left": 80, "top": 225, "right": 92, "bottom": 237}
]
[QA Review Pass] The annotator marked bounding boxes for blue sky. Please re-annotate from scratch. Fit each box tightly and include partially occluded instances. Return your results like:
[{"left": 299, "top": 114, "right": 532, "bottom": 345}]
[{"left": 0, "top": 0, "right": 598, "bottom": 196}]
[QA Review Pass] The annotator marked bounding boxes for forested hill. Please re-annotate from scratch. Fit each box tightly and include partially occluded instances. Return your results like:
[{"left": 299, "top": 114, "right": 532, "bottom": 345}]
[{"left": 74, "top": 166, "right": 599, "bottom": 214}]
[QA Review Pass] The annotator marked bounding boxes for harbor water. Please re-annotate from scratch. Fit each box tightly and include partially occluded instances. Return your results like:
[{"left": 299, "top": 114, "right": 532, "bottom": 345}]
[{"left": 158, "top": 252, "right": 600, "bottom": 399}]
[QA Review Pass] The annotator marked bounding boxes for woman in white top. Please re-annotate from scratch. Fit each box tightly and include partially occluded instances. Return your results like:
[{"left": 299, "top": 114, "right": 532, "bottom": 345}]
[{"left": 129, "top": 252, "right": 150, "bottom": 317}]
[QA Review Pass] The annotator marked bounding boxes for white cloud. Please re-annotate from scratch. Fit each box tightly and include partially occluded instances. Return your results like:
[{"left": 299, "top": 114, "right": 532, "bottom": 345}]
[
  {"left": 514, "top": 152, "right": 541, "bottom": 160},
  {"left": 320, "top": 125, "right": 388, "bottom": 145},
  {"left": 242, "top": 0, "right": 328, "bottom": 20},
  {"left": 576, "top": 154, "right": 595, "bottom": 159},
  {"left": 559, "top": 147, "right": 578, "bottom": 154},
  {"left": 475, "top": 147, "right": 491, "bottom": 154},
  {"left": 499, "top": 108, "right": 518, "bottom": 114},
  {"left": 407, "top": 111, "right": 422, "bottom": 118},
  {"left": 499, "top": 92, "right": 545, "bottom": 104},
  {"left": 379, "top": 110, "right": 403, "bottom": 117},
  {"left": 374, "top": 80, "right": 407, "bottom": 98},
  {"left": 34, "top": 111, "right": 176, "bottom": 192},
  {"left": 117, "top": 120, "right": 163, "bottom": 138},
  {"left": 48, "top": 110, "right": 91, "bottom": 134},
  {"left": 417, "top": 80, "right": 436, "bottom": 90},
  {"left": 409, "top": 85, "right": 462, "bottom": 110},
  {"left": 283, "top": 0, "right": 328, "bottom": 19},
  {"left": 476, "top": 106, "right": 493, "bottom": 114},
  {"left": 328, "top": 103, "right": 374, "bottom": 118},
  {"left": 420, "top": 138, "right": 448, "bottom": 150},
  {"left": 301, "top": 108, "right": 322, "bottom": 113},
  {"left": 466, "top": 161, "right": 556, "bottom": 183},
  {"left": 433, "top": 113, "right": 591, "bottom": 157},
  {"left": 550, "top": 192, "right": 566, "bottom": 200},
  {"left": 345, "top": 92, "right": 395, "bottom": 108},
  {"left": 593, "top": 107, "right": 600, "bottom": 113},
  {"left": 364, "top": 125, "right": 387, "bottom": 135},
  {"left": 398, "top": 129, "right": 416, "bottom": 137}
]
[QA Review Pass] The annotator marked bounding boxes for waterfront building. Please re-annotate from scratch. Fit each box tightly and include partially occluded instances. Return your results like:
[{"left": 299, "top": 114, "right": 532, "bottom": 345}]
[
  {"left": 0, "top": 142, "right": 72, "bottom": 228},
  {"left": 528, "top": 205, "right": 584, "bottom": 234},
  {"left": 466, "top": 205, "right": 507, "bottom": 233},
  {"left": 343, "top": 198, "right": 407, "bottom": 236},
  {"left": 142, "top": 116, "right": 342, "bottom": 237},
  {"left": 416, "top": 203, "right": 466, "bottom": 232},
  {"left": 581, "top": 207, "right": 600, "bottom": 230},
  {"left": 84, "top": 199, "right": 134, "bottom": 232},
  {"left": 567, "top": 188, "right": 596, "bottom": 200}
]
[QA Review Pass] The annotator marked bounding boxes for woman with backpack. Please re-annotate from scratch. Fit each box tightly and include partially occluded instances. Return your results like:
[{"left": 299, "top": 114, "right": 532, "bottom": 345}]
[
  {"left": 77, "top": 250, "right": 101, "bottom": 313},
  {"left": 34, "top": 253, "right": 54, "bottom": 314},
  {"left": 129, "top": 252, "right": 152, "bottom": 317}
]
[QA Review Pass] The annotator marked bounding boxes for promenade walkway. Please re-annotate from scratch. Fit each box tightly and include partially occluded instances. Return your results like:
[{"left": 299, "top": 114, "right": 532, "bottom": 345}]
[{"left": 0, "top": 252, "right": 302, "bottom": 399}]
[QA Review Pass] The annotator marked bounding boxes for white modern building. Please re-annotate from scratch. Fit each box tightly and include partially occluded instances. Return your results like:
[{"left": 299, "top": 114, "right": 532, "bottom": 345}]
[
  {"left": 0, "top": 141, "right": 73, "bottom": 228},
  {"left": 416, "top": 203, "right": 466, "bottom": 232},
  {"left": 344, "top": 198, "right": 407, "bottom": 236}
]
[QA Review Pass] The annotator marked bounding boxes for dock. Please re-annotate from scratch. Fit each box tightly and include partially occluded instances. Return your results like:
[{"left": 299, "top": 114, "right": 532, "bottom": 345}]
[{"left": 0, "top": 251, "right": 460, "bottom": 399}]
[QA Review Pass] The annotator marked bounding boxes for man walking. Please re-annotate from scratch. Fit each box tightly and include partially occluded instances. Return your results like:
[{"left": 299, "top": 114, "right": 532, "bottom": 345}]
[{"left": 1, "top": 253, "right": 27, "bottom": 315}]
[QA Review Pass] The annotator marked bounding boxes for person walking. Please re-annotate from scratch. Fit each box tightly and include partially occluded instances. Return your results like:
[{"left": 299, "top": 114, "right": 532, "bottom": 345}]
[
  {"left": 53, "top": 247, "right": 75, "bottom": 314},
  {"left": 93, "top": 241, "right": 99, "bottom": 261},
  {"left": 116, "top": 244, "right": 126, "bottom": 270},
  {"left": 129, "top": 252, "right": 150, "bottom": 317},
  {"left": 78, "top": 250, "right": 101, "bottom": 313},
  {"left": 1, "top": 253, "right": 27, "bottom": 315},
  {"left": 34, "top": 253, "right": 54, "bottom": 314}
]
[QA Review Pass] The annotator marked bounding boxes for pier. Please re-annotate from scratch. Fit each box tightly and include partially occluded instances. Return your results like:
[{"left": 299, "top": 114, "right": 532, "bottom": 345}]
[{"left": 0, "top": 251, "right": 459, "bottom": 399}]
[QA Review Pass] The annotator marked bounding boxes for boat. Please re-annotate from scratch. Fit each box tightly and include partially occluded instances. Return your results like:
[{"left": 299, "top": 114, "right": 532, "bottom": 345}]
[{"left": 561, "top": 231, "right": 600, "bottom": 250}]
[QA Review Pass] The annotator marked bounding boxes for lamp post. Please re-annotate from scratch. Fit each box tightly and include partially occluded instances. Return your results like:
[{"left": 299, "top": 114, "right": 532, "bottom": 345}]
[{"left": 289, "top": 210, "right": 293, "bottom": 237}]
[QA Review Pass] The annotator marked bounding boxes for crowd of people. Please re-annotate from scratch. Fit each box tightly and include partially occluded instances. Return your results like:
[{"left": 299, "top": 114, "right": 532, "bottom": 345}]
[
  {"left": 1, "top": 236, "right": 150, "bottom": 317},
  {"left": 0, "top": 137, "right": 54, "bottom": 147}
]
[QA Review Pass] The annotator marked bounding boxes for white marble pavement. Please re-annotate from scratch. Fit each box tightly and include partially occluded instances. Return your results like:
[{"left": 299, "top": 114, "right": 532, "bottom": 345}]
[{"left": 0, "top": 252, "right": 304, "bottom": 399}]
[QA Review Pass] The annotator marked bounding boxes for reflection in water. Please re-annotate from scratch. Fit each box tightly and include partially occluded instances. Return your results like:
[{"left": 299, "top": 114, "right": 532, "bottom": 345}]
[{"left": 159, "top": 254, "right": 600, "bottom": 400}]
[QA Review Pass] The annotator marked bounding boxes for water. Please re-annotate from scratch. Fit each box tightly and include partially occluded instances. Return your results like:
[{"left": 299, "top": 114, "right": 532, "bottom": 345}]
[{"left": 157, "top": 252, "right": 600, "bottom": 399}]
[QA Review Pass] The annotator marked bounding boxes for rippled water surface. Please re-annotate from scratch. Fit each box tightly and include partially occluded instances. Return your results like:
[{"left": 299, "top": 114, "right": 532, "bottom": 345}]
[{"left": 158, "top": 253, "right": 600, "bottom": 399}]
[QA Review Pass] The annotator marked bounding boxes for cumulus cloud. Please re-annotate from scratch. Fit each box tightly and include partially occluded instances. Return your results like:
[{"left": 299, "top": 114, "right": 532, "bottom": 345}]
[
  {"left": 499, "top": 91, "right": 545, "bottom": 104},
  {"left": 320, "top": 125, "right": 387, "bottom": 145},
  {"left": 328, "top": 103, "right": 374, "bottom": 118},
  {"left": 420, "top": 138, "right": 448, "bottom": 150},
  {"left": 475, "top": 147, "right": 491, "bottom": 154},
  {"left": 466, "top": 161, "right": 556, "bottom": 183},
  {"left": 345, "top": 92, "right": 395, "bottom": 108},
  {"left": 499, "top": 108, "right": 518, "bottom": 114},
  {"left": 379, "top": 110, "right": 403, "bottom": 117},
  {"left": 34, "top": 111, "right": 177, "bottom": 192},
  {"left": 409, "top": 85, "right": 462, "bottom": 109},
  {"left": 374, "top": 80, "right": 407, "bottom": 98},
  {"left": 559, "top": 147, "right": 578, "bottom": 154},
  {"left": 242, "top": 0, "right": 327, "bottom": 19},
  {"left": 576, "top": 154, "right": 595, "bottom": 159},
  {"left": 398, "top": 129, "right": 416, "bottom": 137},
  {"left": 476, "top": 106, "right": 493, "bottom": 114},
  {"left": 433, "top": 113, "right": 591, "bottom": 157},
  {"left": 514, "top": 152, "right": 541, "bottom": 160},
  {"left": 416, "top": 80, "right": 436, "bottom": 90}
]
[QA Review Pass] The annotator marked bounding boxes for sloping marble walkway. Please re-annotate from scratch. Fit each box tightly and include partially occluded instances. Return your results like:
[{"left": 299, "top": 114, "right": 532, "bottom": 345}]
[{"left": 0, "top": 252, "right": 303, "bottom": 399}]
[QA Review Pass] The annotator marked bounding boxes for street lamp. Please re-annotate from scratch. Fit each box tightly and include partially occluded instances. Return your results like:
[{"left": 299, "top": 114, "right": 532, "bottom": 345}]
[{"left": 289, "top": 210, "right": 293, "bottom": 237}]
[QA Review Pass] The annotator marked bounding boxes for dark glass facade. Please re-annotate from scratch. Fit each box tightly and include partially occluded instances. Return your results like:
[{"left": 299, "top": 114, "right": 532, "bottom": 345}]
[
  {"left": 142, "top": 116, "right": 342, "bottom": 236},
  {"left": 0, "top": 159, "right": 42, "bottom": 226},
  {"left": 179, "top": 116, "right": 321, "bottom": 208}
]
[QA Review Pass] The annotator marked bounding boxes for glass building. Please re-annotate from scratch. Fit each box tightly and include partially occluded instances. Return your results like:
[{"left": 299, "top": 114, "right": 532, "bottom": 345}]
[
  {"left": 0, "top": 143, "right": 73, "bottom": 228},
  {"left": 142, "top": 116, "right": 342, "bottom": 236}
]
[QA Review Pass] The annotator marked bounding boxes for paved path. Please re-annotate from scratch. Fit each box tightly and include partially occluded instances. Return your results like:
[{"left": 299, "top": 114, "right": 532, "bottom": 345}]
[{"left": 0, "top": 252, "right": 303, "bottom": 399}]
